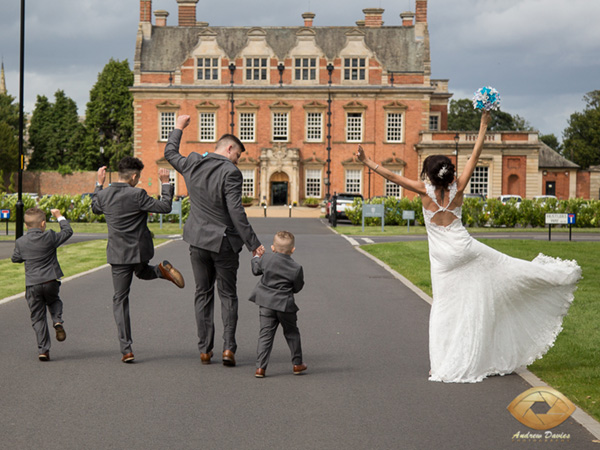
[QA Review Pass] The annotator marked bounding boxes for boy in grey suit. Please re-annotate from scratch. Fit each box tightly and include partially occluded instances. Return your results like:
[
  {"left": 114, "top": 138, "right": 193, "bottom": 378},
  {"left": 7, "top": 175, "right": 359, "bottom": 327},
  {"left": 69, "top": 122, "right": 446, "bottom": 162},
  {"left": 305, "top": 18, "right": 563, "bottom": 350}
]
[
  {"left": 12, "top": 208, "right": 73, "bottom": 361},
  {"left": 250, "top": 231, "right": 306, "bottom": 378},
  {"left": 92, "top": 157, "right": 185, "bottom": 363}
]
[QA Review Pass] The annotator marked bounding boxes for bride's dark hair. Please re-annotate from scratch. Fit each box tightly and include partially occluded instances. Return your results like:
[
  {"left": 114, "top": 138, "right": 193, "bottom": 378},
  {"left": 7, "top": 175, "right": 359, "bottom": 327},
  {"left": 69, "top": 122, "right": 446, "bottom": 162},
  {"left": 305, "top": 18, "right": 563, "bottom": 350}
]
[{"left": 421, "top": 155, "right": 455, "bottom": 189}]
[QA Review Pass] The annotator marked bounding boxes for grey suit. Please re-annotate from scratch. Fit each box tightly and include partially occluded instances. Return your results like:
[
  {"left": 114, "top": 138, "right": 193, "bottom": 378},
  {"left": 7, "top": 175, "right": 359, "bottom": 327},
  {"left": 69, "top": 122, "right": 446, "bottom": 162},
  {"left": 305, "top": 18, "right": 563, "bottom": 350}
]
[
  {"left": 249, "top": 252, "right": 304, "bottom": 369},
  {"left": 92, "top": 181, "right": 174, "bottom": 354},
  {"left": 12, "top": 218, "right": 73, "bottom": 353},
  {"left": 165, "top": 128, "right": 261, "bottom": 355}
]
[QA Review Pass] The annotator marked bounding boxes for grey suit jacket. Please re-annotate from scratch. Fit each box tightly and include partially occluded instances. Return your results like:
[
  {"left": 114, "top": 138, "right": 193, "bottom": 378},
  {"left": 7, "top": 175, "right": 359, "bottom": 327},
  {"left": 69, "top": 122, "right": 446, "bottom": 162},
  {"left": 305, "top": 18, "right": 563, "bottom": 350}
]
[
  {"left": 249, "top": 252, "right": 304, "bottom": 313},
  {"left": 12, "top": 219, "right": 73, "bottom": 286},
  {"left": 164, "top": 128, "right": 261, "bottom": 254},
  {"left": 91, "top": 182, "right": 174, "bottom": 264}
]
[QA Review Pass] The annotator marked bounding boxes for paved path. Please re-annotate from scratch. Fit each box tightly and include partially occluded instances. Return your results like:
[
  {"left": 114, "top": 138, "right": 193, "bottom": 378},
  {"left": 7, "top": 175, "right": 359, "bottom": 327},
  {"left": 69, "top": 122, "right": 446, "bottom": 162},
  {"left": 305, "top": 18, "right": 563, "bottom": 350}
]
[{"left": 0, "top": 218, "right": 597, "bottom": 449}]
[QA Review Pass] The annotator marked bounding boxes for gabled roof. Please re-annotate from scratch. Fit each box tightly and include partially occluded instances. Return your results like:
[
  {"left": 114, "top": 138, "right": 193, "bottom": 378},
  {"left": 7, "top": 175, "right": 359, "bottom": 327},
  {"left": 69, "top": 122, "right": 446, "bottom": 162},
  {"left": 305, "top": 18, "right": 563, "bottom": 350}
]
[
  {"left": 538, "top": 143, "right": 579, "bottom": 169},
  {"left": 139, "top": 26, "right": 426, "bottom": 74}
]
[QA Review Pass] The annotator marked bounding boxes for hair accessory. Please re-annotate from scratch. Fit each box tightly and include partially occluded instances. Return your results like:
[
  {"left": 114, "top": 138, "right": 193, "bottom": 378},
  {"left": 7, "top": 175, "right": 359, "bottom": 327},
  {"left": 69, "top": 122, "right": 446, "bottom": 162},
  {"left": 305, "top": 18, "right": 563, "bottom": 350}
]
[
  {"left": 438, "top": 165, "right": 448, "bottom": 178},
  {"left": 472, "top": 86, "right": 501, "bottom": 111}
]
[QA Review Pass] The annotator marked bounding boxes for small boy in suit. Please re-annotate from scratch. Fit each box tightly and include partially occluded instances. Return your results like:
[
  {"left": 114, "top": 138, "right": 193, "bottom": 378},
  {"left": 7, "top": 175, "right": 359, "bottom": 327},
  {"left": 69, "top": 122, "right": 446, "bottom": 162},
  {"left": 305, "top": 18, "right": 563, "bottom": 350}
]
[
  {"left": 249, "top": 231, "right": 306, "bottom": 378},
  {"left": 12, "top": 208, "right": 73, "bottom": 361}
]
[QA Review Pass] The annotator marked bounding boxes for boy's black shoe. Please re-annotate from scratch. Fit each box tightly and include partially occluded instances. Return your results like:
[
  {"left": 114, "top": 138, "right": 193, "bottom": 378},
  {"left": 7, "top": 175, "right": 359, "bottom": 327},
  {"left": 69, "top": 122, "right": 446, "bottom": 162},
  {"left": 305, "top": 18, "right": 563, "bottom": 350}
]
[{"left": 38, "top": 352, "right": 50, "bottom": 361}]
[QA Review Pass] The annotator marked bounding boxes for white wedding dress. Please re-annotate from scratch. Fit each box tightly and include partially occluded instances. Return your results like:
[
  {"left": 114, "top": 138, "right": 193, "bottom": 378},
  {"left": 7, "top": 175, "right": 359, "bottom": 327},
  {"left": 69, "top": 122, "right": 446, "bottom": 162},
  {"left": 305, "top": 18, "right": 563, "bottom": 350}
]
[{"left": 423, "top": 182, "right": 581, "bottom": 383}]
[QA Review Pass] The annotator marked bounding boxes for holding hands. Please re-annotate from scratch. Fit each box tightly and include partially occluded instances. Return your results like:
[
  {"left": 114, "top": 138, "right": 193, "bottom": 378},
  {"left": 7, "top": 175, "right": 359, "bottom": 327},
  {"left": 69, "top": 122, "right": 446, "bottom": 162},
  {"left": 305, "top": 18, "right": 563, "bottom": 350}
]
[{"left": 253, "top": 245, "right": 266, "bottom": 258}]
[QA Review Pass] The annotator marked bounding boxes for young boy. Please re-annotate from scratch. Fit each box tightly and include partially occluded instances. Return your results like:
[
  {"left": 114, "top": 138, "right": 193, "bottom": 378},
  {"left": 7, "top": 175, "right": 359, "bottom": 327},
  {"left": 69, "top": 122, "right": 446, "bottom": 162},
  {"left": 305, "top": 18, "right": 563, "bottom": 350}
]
[
  {"left": 12, "top": 208, "right": 73, "bottom": 361},
  {"left": 249, "top": 231, "right": 306, "bottom": 378}
]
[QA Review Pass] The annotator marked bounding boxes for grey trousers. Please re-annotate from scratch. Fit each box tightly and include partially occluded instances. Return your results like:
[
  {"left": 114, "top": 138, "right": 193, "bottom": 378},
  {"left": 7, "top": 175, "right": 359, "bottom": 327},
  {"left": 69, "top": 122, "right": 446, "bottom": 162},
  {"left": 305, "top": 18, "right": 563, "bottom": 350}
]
[
  {"left": 190, "top": 240, "right": 239, "bottom": 355},
  {"left": 257, "top": 306, "right": 303, "bottom": 369},
  {"left": 25, "top": 280, "right": 63, "bottom": 354},
  {"left": 110, "top": 262, "right": 161, "bottom": 354}
]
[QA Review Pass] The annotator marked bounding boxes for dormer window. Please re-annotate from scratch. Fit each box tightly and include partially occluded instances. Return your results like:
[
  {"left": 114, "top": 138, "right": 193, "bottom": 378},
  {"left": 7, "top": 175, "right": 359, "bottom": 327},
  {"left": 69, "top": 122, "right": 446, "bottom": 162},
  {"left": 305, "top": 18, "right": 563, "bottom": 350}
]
[
  {"left": 343, "top": 58, "right": 366, "bottom": 81},
  {"left": 197, "top": 57, "right": 219, "bottom": 81},
  {"left": 246, "top": 57, "right": 268, "bottom": 81},
  {"left": 295, "top": 57, "right": 317, "bottom": 81}
]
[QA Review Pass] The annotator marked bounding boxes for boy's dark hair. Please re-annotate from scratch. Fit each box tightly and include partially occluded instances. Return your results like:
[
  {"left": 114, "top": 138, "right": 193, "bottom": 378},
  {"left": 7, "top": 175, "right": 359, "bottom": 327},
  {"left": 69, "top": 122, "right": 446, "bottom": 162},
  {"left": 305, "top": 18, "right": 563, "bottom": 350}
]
[
  {"left": 24, "top": 207, "right": 46, "bottom": 228},
  {"left": 216, "top": 134, "right": 246, "bottom": 154},
  {"left": 118, "top": 156, "right": 144, "bottom": 181},
  {"left": 420, "top": 155, "right": 456, "bottom": 190}
]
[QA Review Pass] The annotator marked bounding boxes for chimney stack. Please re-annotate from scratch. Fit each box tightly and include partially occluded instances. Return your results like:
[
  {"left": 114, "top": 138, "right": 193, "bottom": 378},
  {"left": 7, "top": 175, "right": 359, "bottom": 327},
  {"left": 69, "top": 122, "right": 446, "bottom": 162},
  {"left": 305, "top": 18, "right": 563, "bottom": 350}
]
[
  {"left": 177, "top": 0, "right": 199, "bottom": 27},
  {"left": 140, "top": 0, "right": 152, "bottom": 23},
  {"left": 154, "top": 10, "right": 169, "bottom": 27},
  {"left": 363, "top": 8, "right": 384, "bottom": 27},
  {"left": 302, "top": 12, "right": 315, "bottom": 27},
  {"left": 415, "top": 0, "right": 427, "bottom": 23},
  {"left": 400, "top": 11, "right": 415, "bottom": 27}
]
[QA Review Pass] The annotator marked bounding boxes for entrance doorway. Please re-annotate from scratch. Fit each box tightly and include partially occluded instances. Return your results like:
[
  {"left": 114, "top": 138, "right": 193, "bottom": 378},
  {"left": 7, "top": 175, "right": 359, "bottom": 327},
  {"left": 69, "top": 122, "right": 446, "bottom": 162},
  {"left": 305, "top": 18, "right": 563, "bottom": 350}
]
[
  {"left": 270, "top": 172, "right": 289, "bottom": 205},
  {"left": 545, "top": 181, "right": 556, "bottom": 196}
]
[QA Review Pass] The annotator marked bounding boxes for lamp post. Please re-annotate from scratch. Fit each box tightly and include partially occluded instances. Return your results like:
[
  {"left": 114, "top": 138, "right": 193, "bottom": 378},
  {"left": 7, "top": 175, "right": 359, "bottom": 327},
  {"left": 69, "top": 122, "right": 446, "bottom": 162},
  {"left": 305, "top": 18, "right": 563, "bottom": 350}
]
[
  {"left": 16, "top": 0, "right": 26, "bottom": 238},
  {"left": 277, "top": 63, "right": 284, "bottom": 87},
  {"left": 229, "top": 63, "right": 236, "bottom": 134},
  {"left": 326, "top": 63, "right": 334, "bottom": 200}
]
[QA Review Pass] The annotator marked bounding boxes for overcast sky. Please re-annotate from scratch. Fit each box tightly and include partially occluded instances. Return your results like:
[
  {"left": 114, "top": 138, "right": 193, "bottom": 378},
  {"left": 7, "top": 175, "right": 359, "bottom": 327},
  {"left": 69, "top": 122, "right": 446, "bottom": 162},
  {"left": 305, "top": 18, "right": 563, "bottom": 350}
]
[{"left": 1, "top": 0, "right": 599, "bottom": 141}]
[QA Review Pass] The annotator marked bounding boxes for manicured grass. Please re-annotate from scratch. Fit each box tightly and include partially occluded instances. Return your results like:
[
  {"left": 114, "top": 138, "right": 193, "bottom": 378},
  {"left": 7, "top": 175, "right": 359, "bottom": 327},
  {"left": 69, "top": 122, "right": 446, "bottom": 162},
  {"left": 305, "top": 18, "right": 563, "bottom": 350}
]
[
  {"left": 0, "top": 221, "right": 184, "bottom": 237},
  {"left": 363, "top": 239, "right": 600, "bottom": 422},
  {"left": 335, "top": 224, "right": 600, "bottom": 236},
  {"left": 1, "top": 239, "right": 167, "bottom": 299}
]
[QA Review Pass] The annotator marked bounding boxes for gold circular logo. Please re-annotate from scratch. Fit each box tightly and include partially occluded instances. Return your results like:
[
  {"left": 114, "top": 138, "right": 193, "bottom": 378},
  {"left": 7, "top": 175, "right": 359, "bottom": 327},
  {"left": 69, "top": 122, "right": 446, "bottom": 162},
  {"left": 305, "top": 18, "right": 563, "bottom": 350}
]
[{"left": 507, "top": 387, "right": 576, "bottom": 430}]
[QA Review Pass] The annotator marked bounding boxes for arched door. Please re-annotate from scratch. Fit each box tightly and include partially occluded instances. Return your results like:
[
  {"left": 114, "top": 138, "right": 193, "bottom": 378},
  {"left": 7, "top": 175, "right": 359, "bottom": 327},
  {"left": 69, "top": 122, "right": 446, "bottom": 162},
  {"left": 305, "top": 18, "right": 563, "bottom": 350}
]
[{"left": 270, "top": 172, "right": 289, "bottom": 205}]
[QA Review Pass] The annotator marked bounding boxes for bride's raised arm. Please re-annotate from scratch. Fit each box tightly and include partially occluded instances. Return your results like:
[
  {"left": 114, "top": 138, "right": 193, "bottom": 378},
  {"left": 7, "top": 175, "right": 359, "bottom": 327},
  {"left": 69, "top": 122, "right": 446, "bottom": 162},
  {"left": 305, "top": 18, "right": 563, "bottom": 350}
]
[
  {"left": 357, "top": 146, "right": 426, "bottom": 195},
  {"left": 456, "top": 110, "right": 491, "bottom": 192}
]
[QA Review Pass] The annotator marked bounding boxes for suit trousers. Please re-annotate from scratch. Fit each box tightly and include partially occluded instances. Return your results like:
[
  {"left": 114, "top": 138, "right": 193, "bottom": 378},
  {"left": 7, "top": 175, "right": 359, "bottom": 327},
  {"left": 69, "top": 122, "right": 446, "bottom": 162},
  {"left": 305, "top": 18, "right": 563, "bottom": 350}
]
[
  {"left": 256, "top": 306, "right": 303, "bottom": 369},
  {"left": 190, "top": 239, "right": 240, "bottom": 354},
  {"left": 25, "top": 280, "right": 63, "bottom": 354},
  {"left": 110, "top": 262, "right": 161, "bottom": 354}
]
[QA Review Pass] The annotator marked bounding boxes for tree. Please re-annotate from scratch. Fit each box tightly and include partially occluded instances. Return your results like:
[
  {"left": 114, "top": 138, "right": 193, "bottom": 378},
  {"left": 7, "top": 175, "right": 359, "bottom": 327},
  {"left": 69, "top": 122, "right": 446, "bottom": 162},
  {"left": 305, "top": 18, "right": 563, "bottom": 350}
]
[
  {"left": 83, "top": 59, "right": 134, "bottom": 170},
  {"left": 540, "top": 134, "right": 563, "bottom": 153},
  {"left": 448, "top": 99, "right": 533, "bottom": 132},
  {"left": 27, "top": 91, "right": 83, "bottom": 170},
  {"left": 0, "top": 93, "right": 20, "bottom": 130},
  {"left": 0, "top": 93, "right": 19, "bottom": 174},
  {"left": 562, "top": 90, "right": 600, "bottom": 169}
]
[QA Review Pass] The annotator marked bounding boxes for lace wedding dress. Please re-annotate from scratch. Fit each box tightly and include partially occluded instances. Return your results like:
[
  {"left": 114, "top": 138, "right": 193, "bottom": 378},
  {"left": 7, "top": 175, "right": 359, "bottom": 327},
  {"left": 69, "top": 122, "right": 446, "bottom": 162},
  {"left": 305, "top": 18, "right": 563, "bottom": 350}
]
[{"left": 423, "top": 182, "right": 581, "bottom": 383}]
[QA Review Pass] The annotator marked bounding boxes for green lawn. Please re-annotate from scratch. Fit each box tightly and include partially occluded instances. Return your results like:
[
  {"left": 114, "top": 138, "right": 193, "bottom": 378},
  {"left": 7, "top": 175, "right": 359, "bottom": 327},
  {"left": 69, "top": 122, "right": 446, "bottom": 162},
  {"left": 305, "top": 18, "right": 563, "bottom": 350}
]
[
  {"left": 335, "top": 224, "right": 600, "bottom": 236},
  {"left": 0, "top": 221, "right": 184, "bottom": 238},
  {"left": 2, "top": 239, "right": 167, "bottom": 299},
  {"left": 363, "top": 239, "right": 600, "bottom": 422}
]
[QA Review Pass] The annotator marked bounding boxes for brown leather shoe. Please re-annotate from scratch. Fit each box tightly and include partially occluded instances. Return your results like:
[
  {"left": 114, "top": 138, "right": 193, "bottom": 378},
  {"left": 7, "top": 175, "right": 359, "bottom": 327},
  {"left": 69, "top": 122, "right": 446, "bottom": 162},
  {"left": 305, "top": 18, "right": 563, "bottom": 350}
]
[
  {"left": 200, "top": 351, "right": 213, "bottom": 365},
  {"left": 38, "top": 352, "right": 50, "bottom": 361},
  {"left": 54, "top": 323, "right": 66, "bottom": 342},
  {"left": 159, "top": 260, "right": 185, "bottom": 288},
  {"left": 222, "top": 350, "right": 236, "bottom": 367},
  {"left": 255, "top": 368, "right": 265, "bottom": 378},
  {"left": 293, "top": 363, "right": 307, "bottom": 375},
  {"left": 121, "top": 352, "right": 135, "bottom": 363}
]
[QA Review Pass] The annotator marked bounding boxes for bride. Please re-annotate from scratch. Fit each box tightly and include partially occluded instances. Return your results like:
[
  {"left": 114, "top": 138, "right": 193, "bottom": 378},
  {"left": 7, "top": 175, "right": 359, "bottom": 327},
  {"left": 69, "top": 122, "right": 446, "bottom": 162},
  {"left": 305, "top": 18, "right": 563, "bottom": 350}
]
[{"left": 357, "top": 110, "right": 581, "bottom": 383}]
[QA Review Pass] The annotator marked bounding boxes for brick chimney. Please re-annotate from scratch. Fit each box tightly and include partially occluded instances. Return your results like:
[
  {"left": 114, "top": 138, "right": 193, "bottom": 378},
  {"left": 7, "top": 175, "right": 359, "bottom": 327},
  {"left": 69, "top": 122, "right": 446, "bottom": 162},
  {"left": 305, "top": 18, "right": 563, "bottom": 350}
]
[
  {"left": 363, "top": 8, "right": 384, "bottom": 27},
  {"left": 154, "top": 10, "right": 169, "bottom": 27},
  {"left": 302, "top": 12, "right": 315, "bottom": 27},
  {"left": 400, "top": 11, "right": 415, "bottom": 26},
  {"left": 140, "top": 0, "right": 152, "bottom": 23},
  {"left": 177, "top": 0, "right": 199, "bottom": 27},
  {"left": 416, "top": 0, "right": 427, "bottom": 23}
]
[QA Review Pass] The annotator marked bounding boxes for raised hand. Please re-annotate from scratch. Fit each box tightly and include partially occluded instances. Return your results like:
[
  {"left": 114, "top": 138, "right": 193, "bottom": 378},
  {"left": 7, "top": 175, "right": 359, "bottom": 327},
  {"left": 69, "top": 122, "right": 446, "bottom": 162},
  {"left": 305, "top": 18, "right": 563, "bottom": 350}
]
[
  {"left": 356, "top": 145, "right": 366, "bottom": 163},
  {"left": 50, "top": 209, "right": 62, "bottom": 219},
  {"left": 158, "top": 168, "right": 171, "bottom": 184},
  {"left": 176, "top": 115, "right": 191, "bottom": 130},
  {"left": 97, "top": 166, "right": 107, "bottom": 186}
]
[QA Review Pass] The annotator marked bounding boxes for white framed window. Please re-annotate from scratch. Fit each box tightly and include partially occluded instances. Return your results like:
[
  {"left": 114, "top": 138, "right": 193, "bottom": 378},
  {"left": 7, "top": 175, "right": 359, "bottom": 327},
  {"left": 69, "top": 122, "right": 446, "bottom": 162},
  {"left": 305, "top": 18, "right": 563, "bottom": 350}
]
[
  {"left": 306, "top": 112, "right": 323, "bottom": 142},
  {"left": 345, "top": 169, "right": 362, "bottom": 194},
  {"left": 346, "top": 113, "right": 363, "bottom": 142},
  {"left": 239, "top": 112, "right": 255, "bottom": 142},
  {"left": 199, "top": 112, "right": 216, "bottom": 142},
  {"left": 344, "top": 57, "right": 366, "bottom": 81},
  {"left": 295, "top": 57, "right": 317, "bottom": 81},
  {"left": 197, "top": 57, "right": 219, "bottom": 81},
  {"left": 471, "top": 166, "right": 489, "bottom": 196},
  {"left": 241, "top": 169, "right": 255, "bottom": 197},
  {"left": 385, "top": 170, "right": 402, "bottom": 198},
  {"left": 429, "top": 114, "right": 440, "bottom": 131},
  {"left": 272, "top": 112, "right": 289, "bottom": 141},
  {"left": 305, "top": 169, "right": 321, "bottom": 198},
  {"left": 386, "top": 113, "right": 403, "bottom": 142},
  {"left": 160, "top": 111, "right": 176, "bottom": 141},
  {"left": 246, "top": 57, "right": 268, "bottom": 81}
]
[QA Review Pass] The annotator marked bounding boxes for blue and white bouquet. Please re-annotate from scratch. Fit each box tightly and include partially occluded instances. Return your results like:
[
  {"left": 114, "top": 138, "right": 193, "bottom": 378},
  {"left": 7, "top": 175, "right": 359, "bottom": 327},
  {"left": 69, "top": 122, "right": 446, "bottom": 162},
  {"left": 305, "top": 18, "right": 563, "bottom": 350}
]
[{"left": 472, "top": 86, "right": 501, "bottom": 111}]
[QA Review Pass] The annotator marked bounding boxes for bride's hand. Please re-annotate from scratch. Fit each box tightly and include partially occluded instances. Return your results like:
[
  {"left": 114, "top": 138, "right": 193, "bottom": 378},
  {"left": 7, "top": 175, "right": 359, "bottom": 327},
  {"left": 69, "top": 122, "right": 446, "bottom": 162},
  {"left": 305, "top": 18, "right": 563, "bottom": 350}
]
[{"left": 357, "top": 145, "right": 366, "bottom": 163}]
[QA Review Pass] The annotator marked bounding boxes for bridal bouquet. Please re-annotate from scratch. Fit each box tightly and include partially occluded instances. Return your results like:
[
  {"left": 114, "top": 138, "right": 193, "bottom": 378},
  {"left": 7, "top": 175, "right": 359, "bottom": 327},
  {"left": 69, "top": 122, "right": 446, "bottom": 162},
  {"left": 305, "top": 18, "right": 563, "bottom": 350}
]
[{"left": 472, "top": 86, "right": 501, "bottom": 111}]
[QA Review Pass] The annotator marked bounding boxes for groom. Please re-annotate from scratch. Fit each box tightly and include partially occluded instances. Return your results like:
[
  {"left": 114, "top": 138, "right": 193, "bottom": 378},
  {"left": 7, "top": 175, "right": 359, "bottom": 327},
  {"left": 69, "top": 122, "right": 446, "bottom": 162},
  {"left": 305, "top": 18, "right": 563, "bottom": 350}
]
[{"left": 164, "top": 115, "right": 265, "bottom": 366}]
